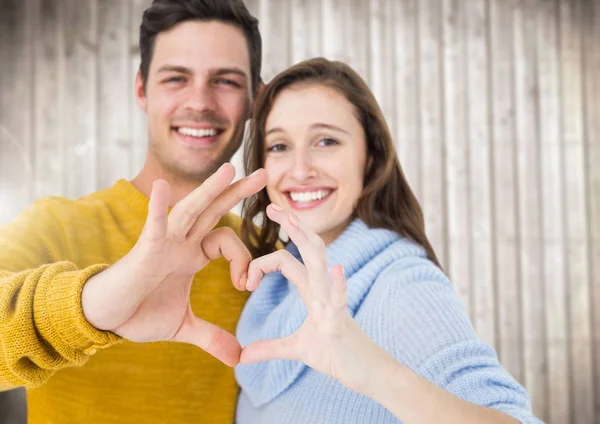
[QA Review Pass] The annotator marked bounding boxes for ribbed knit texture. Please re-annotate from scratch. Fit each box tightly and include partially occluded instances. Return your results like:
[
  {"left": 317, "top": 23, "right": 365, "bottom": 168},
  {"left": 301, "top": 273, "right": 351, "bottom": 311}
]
[
  {"left": 0, "top": 179, "right": 250, "bottom": 424},
  {"left": 235, "top": 219, "right": 542, "bottom": 424}
]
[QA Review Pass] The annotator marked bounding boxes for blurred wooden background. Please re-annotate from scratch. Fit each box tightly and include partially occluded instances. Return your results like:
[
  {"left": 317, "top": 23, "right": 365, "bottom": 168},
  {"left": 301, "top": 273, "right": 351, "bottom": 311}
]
[{"left": 0, "top": 0, "right": 599, "bottom": 423}]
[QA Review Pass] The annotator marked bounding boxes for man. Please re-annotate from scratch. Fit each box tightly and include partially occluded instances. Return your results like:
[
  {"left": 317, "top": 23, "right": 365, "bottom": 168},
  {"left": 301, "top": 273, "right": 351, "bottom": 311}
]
[{"left": 0, "top": 1, "right": 266, "bottom": 422}]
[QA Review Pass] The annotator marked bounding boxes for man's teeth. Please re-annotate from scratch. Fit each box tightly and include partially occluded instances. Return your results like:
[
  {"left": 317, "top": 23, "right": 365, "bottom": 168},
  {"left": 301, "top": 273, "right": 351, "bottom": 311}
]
[
  {"left": 289, "top": 190, "right": 331, "bottom": 203},
  {"left": 178, "top": 127, "right": 219, "bottom": 138}
]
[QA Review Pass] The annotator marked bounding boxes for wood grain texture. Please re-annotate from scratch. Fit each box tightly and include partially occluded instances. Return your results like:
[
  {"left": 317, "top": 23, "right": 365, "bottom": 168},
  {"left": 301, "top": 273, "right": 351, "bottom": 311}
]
[
  {"left": 538, "top": 0, "right": 571, "bottom": 422},
  {"left": 514, "top": 0, "right": 548, "bottom": 419},
  {"left": 0, "top": 1, "right": 598, "bottom": 422}
]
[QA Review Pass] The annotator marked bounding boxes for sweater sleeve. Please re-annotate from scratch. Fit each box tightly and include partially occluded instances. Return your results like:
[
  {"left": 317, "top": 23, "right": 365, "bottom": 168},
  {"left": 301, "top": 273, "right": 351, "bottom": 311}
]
[
  {"left": 0, "top": 200, "right": 121, "bottom": 390},
  {"left": 366, "top": 259, "right": 542, "bottom": 424}
]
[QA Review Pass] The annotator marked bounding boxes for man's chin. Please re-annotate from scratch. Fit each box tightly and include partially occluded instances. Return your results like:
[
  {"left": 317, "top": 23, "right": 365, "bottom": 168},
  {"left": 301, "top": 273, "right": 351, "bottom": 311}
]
[{"left": 167, "top": 154, "right": 234, "bottom": 182}]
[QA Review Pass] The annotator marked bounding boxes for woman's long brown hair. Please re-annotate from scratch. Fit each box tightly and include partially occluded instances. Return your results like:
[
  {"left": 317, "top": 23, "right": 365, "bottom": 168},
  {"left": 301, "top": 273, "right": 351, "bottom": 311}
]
[{"left": 241, "top": 58, "right": 442, "bottom": 268}]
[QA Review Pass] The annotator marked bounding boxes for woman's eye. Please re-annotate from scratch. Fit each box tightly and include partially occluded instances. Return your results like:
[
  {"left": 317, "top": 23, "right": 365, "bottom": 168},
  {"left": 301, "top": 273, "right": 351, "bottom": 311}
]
[
  {"left": 267, "top": 143, "right": 287, "bottom": 153},
  {"left": 317, "top": 138, "right": 339, "bottom": 147}
]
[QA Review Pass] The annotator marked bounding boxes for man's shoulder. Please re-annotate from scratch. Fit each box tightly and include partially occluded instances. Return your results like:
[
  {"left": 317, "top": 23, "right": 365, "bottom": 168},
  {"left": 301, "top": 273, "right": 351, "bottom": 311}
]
[{"left": 18, "top": 182, "right": 127, "bottom": 226}]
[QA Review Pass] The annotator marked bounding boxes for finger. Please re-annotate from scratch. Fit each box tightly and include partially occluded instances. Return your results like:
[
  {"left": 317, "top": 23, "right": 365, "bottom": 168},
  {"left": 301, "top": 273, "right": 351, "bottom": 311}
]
[
  {"left": 140, "top": 179, "right": 170, "bottom": 242},
  {"left": 330, "top": 265, "right": 348, "bottom": 310},
  {"left": 246, "top": 250, "right": 308, "bottom": 293},
  {"left": 173, "top": 309, "right": 241, "bottom": 367},
  {"left": 200, "top": 227, "right": 252, "bottom": 291},
  {"left": 187, "top": 168, "right": 267, "bottom": 240},
  {"left": 265, "top": 204, "right": 330, "bottom": 301},
  {"left": 239, "top": 336, "right": 297, "bottom": 364},
  {"left": 167, "top": 163, "right": 236, "bottom": 241},
  {"left": 265, "top": 204, "right": 327, "bottom": 274}
]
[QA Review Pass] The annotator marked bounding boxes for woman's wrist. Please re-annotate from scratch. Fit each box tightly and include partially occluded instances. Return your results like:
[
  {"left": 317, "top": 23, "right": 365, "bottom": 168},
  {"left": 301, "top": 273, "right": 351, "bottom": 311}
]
[{"left": 353, "top": 343, "right": 412, "bottom": 405}]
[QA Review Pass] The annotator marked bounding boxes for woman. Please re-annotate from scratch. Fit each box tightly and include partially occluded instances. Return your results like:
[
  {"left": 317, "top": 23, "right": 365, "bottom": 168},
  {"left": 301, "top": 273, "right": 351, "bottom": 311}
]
[{"left": 235, "top": 58, "right": 541, "bottom": 424}]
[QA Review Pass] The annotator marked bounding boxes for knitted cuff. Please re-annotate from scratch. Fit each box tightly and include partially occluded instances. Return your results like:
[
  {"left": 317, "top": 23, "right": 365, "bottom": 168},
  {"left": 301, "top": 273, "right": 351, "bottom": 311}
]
[{"left": 33, "top": 262, "right": 122, "bottom": 359}]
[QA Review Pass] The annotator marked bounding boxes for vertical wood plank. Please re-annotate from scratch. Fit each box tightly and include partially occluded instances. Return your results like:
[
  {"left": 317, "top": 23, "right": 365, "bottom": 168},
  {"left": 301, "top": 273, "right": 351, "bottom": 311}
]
[
  {"left": 34, "top": 0, "right": 66, "bottom": 198},
  {"left": 97, "top": 0, "right": 132, "bottom": 189},
  {"left": 559, "top": 1, "right": 595, "bottom": 422},
  {"left": 257, "top": 0, "right": 291, "bottom": 82},
  {"left": 244, "top": 0, "right": 259, "bottom": 18},
  {"left": 368, "top": 0, "right": 390, "bottom": 123},
  {"left": 0, "top": 1, "right": 9, "bottom": 223},
  {"left": 289, "top": 0, "right": 325, "bottom": 63},
  {"left": 538, "top": 0, "right": 571, "bottom": 421},
  {"left": 129, "top": 0, "right": 152, "bottom": 176},
  {"left": 582, "top": 1, "right": 600, "bottom": 421},
  {"left": 419, "top": 0, "right": 448, "bottom": 269},
  {"left": 321, "top": 0, "right": 344, "bottom": 60},
  {"left": 514, "top": 0, "right": 548, "bottom": 419},
  {"left": 345, "top": 0, "right": 369, "bottom": 81},
  {"left": 0, "top": 0, "right": 34, "bottom": 224},
  {"left": 489, "top": 0, "right": 523, "bottom": 383},
  {"left": 442, "top": 0, "right": 471, "bottom": 316},
  {"left": 0, "top": 0, "right": 32, "bottom": 418},
  {"left": 393, "top": 0, "right": 421, "bottom": 203},
  {"left": 290, "top": 0, "right": 313, "bottom": 64},
  {"left": 466, "top": 0, "right": 496, "bottom": 348},
  {"left": 63, "top": 0, "right": 98, "bottom": 199}
]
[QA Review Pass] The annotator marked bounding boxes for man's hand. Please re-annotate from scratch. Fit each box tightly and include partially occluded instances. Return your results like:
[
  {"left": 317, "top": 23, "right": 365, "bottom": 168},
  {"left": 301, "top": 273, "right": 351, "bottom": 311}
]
[{"left": 81, "top": 163, "right": 267, "bottom": 366}]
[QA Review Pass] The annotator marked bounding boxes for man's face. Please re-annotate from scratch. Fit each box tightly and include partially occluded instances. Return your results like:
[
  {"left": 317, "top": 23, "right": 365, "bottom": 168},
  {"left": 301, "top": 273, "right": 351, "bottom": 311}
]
[{"left": 136, "top": 20, "right": 253, "bottom": 181}]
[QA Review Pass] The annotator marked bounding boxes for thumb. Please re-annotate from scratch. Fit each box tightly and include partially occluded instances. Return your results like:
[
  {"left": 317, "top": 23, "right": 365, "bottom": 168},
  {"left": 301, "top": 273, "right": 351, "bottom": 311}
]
[
  {"left": 172, "top": 308, "right": 241, "bottom": 367},
  {"left": 239, "top": 335, "right": 297, "bottom": 364},
  {"left": 140, "top": 179, "right": 170, "bottom": 242}
]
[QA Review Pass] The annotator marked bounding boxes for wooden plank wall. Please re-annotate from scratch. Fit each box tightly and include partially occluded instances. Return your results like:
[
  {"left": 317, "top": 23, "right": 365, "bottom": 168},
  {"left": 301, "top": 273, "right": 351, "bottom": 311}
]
[{"left": 0, "top": 1, "right": 598, "bottom": 423}]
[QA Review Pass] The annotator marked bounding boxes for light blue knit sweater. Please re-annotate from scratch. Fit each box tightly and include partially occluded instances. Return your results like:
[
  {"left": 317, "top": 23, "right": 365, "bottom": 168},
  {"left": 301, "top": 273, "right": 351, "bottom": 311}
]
[{"left": 235, "top": 219, "right": 542, "bottom": 424}]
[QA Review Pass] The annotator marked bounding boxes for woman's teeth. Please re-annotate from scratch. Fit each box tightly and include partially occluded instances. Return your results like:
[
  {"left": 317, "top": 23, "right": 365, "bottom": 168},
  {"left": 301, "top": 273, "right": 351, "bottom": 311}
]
[
  {"left": 177, "top": 127, "right": 219, "bottom": 138},
  {"left": 289, "top": 190, "right": 331, "bottom": 204}
]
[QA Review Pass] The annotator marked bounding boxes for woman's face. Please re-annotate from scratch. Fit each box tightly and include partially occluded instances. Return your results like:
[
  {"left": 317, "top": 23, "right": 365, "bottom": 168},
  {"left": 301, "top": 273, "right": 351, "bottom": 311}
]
[{"left": 263, "top": 84, "right": 368, "bottom": 245}]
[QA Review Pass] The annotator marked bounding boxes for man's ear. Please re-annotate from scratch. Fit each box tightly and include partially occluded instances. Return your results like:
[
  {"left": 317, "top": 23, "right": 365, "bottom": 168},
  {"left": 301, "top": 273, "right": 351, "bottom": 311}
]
[
  {"left": 365, "top": 156, "right": 374, "bottom": 178},
  {"left": 250, "top": 78, "right": 266, "bottom": 116},
  {"left": 255, "top": 78, "right": 265, "bottom": 98},
  {"left": 135, "top": 69, "right": 148, "bottom": 113}
]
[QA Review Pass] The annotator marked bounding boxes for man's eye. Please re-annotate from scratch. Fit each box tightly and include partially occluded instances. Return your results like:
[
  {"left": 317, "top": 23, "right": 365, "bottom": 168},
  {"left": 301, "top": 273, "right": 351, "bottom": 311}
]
[{"left": 216, "top": 78, "right": 241, "bottom": 88}]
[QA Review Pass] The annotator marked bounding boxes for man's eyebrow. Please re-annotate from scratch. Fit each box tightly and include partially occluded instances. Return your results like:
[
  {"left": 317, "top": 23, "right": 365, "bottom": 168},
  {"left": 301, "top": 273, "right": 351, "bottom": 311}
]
[
  {"left": 156, "top": 66, "right": 249, "bottom": 81},
  {"left": 157, "top": 65, "right": 193, "bottom": 74},
  {"left": 212, "top": 68, "right": 248, "bottom": 79}
]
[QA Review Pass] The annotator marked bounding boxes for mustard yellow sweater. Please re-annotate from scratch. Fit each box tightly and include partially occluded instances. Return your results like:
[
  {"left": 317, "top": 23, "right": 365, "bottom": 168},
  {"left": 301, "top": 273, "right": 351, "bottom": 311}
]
[{"left": 0, "top": 179, "right": 250, "bottom": 423}]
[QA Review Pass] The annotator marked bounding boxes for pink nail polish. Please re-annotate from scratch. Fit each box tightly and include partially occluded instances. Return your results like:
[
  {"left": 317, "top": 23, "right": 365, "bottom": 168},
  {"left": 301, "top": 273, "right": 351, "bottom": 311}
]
[{"left": 270, "top": 203, "right": 282, "bottom": 211}]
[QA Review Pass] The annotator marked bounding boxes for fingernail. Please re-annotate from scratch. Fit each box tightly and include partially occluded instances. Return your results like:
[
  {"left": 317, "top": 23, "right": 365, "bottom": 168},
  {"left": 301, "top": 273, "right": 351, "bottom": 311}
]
[
  {"left": 289, "top": 214, "right": 297, "bottom": 227},
  {"left": 245, "top": 278, "right": 251, "bottom": 291},
  {"left": 270, "top": 203, "right": 282, "bottom": 211},
  {"left": 249, "top": 168, "right": 262, "bottom": 177},
  {"left": 239, "top": 272, "right": 248, "bottom": 291}
]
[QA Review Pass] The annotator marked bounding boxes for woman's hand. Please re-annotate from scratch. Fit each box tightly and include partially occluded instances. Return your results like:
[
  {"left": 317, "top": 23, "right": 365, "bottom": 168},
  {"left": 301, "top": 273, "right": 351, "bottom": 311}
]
[{"left": 239, "top": 203, "right": 389, "bottom": 393}]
